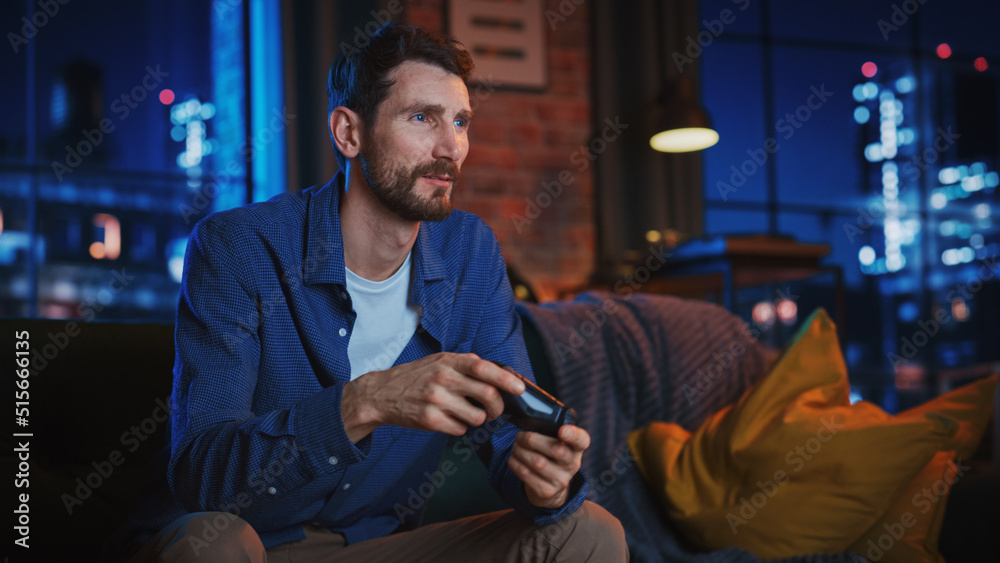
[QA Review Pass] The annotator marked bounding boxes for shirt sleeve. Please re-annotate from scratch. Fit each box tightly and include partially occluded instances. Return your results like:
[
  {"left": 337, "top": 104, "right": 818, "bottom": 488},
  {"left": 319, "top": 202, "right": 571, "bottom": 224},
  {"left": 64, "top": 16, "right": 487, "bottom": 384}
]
[
  {"left": 469, "top": 232, "right": 588, "bottom": 526},
  {"left": 166, "top": 215, "right": 367, "bottom": 515}
]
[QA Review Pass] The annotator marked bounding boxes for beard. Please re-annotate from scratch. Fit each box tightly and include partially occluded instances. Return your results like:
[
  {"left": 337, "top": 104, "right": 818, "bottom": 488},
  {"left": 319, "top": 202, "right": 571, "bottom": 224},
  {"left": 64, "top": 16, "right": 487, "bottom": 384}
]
[{"left": 358, "top": 134, "right": 459, "bottom": 222}]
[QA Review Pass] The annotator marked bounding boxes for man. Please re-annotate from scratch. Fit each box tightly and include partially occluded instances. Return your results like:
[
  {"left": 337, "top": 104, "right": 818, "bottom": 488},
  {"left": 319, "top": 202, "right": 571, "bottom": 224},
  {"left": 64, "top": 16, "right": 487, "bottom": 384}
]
[{"left": 113, "top": 22, "right": 627, "bottom": 562}]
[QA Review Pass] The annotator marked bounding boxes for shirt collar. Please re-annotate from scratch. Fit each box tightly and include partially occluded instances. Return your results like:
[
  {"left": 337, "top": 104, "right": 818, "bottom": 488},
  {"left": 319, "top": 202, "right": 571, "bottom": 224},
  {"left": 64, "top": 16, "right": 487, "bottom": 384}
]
[
  {"left": 412, "top": 225, "right": 448, "bottom": 283},
  {"left": 303, "top": 172, "right": 347, "bottom": 286},
  {"left": 303, "top": 171, "right": 450, "bottom": 287}
]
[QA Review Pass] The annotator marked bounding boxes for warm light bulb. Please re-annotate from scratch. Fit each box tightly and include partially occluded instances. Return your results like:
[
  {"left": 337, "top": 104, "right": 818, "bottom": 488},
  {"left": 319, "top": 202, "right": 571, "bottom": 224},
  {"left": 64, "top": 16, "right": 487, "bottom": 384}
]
[
  {"left": 89, "top": 241, "right": 106, "bottom": 259},
  {"left": 650, "top": 127, "right": 719, "bottom": 153},
  {"left": 514, "top": 285, "right": 530, "bottom": 300}
]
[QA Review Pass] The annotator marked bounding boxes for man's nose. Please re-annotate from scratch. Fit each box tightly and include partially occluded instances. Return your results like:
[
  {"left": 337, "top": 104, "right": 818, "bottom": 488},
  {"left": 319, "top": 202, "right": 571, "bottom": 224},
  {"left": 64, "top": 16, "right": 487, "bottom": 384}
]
[{"left": 432, "top": 126, "right": 463, "bottom": 162}]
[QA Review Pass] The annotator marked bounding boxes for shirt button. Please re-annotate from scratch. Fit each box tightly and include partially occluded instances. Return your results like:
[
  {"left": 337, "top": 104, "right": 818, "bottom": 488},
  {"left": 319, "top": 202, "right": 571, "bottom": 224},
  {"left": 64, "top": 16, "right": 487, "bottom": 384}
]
[
  {"left": 342, "top": 483, "right": 351, "bottom": 490},
  {"left": 267, "top": 486, "right": 277, "bottom": 495},
  {"left": 328, "top": 455, "right": 338, "bottom": 465},
  {"left": 340, "top": 291, "right": 348, "bottom": 300},
  {"left": 338, "top": 328, "right": 347, "bottom": 337}
]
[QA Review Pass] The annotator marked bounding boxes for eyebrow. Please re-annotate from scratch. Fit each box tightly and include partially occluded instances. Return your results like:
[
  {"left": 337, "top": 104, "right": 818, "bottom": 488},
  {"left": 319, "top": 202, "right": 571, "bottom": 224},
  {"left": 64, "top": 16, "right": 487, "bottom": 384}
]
[{"left": 399, "top": 102, "right": 474, "bottom": 123}]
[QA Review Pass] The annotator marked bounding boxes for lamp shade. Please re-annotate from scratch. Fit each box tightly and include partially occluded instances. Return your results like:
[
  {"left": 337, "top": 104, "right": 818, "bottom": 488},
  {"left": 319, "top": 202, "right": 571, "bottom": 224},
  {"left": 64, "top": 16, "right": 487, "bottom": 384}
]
[{"left": 649, "top": 81, "right": 719, "bottom": 153}]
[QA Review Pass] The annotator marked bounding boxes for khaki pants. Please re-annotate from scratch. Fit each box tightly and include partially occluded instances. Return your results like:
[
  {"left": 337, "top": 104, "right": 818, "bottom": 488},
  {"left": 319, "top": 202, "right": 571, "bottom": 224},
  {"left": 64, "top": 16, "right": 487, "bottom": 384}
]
[{"left": 127, "top": 501, "right": 628, "bottom": 562}]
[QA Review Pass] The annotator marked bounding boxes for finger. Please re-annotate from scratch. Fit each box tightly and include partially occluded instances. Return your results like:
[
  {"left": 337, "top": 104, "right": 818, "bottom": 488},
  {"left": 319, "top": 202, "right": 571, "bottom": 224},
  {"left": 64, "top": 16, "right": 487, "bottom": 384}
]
[
  {"left": 408, "top": 367, "right": 491, "bottom": 430},
  {"left": 508, "top": 451, "right": 564, "bottom": 500},
  {"left": 515, "top": 431, "right": 578, "bottom": 473},
  {"left": 444, "top": 396, "right": 491, "bottom": 428},
  {"left": 557, "top": 425, "right": 591, "bottom": 452},
  {"left": 461, "top": 357, "right": 525, "bottom": 395},
  {"left": 422, "top": 408, "right": 479, "bottom": 437},
  {"left": 516, "top": 430, "right": 564, "bottom": 456},
  {"left": 420, "top": 357, "right": 504, "bottom": 421},
  {"left": 456, "top": 379, "right": 506, "bottom": 421},
  {"left": 511, "top": 438, "right": 575, "bottom": 485}
]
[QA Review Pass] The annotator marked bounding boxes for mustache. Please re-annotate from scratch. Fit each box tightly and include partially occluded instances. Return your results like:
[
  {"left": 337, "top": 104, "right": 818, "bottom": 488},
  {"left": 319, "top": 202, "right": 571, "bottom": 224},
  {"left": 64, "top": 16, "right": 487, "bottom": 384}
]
[{"left": 413, "top": 160, "right": 460, "bottom": 181}]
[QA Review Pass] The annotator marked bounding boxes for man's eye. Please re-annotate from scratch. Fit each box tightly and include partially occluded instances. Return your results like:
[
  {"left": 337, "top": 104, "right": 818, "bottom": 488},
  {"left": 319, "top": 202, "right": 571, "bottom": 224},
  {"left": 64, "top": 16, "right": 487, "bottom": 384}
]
[
  {"left": 413, "top": 114, "right": 427, "bottom": 122},
  {"left": 454, "top": 119, "right": 468, "bottom": 129}
]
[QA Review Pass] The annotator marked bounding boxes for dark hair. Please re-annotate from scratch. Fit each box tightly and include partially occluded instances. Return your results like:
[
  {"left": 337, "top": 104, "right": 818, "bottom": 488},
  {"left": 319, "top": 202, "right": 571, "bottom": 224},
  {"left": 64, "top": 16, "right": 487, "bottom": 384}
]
[{"left": 327, "top": 22, "right": 474, "bottom": 171}]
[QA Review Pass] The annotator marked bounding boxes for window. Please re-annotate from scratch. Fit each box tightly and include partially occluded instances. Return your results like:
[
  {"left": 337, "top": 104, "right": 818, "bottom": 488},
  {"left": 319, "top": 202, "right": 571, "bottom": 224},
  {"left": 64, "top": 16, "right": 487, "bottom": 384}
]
[
  {"left": 1, "top": 0, "right": 289, "bottom": 321},
  {"left": 699, "top": 0, "right": 1000, "bottom": 407}
]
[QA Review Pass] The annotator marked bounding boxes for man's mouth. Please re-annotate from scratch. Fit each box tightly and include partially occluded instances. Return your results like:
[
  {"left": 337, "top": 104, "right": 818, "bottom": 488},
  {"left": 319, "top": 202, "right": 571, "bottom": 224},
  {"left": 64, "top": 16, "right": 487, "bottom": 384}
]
[{"left": 422, "top": 174, "right": 453, "bottom": 186}]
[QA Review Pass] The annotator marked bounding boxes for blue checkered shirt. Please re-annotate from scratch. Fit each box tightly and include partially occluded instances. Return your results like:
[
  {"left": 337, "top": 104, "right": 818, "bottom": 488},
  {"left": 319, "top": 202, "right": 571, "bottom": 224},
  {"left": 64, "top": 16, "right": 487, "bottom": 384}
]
[{"left": 158, "top": 173, "right": 587, "bottom": 549}]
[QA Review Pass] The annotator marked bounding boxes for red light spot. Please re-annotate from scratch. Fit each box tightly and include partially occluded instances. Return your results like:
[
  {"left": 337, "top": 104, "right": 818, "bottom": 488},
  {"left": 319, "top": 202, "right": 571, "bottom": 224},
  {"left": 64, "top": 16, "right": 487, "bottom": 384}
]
[
  {"left": 975, "top": 57, "right": 988, "bottom": 72},
  {"left": 936, "top": 43, "right": 952, "bottom": 59},
  {"left": 159, "top": 89, "right": 175, "bottom": 105},
  {"left": 861, "top": 62, "right": 878, "bottom": 78}
]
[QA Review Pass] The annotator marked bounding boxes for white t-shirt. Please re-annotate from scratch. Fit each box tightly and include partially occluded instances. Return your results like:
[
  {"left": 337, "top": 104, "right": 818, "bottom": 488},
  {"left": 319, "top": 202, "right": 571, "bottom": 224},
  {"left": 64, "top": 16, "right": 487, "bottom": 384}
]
[{"left": 345, "top": 252, "right": 421, "bottom": 380}]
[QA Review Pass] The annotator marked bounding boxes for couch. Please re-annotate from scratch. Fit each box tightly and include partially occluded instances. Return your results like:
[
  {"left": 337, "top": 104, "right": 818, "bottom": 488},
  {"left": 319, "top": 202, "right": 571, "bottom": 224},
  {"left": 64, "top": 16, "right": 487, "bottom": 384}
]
[{"left": 3, "top": 293, "right": 997, "bottom": 562}]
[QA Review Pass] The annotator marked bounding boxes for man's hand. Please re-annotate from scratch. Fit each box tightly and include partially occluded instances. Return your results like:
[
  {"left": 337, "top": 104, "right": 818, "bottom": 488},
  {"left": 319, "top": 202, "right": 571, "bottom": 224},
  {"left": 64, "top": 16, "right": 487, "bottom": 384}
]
[
  {"left": 340, "top": 352, "right": 525, "bottom": 443},
  {"left": 508, "top": 425, "right": 590, "bottom": 509}
]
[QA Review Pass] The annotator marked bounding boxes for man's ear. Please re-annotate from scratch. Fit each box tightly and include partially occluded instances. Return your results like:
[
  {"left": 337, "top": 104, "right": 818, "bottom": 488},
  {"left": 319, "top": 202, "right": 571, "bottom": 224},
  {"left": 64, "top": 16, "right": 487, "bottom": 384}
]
[{"left": 330, "top": 106, "right": 362, "bottom": 159}]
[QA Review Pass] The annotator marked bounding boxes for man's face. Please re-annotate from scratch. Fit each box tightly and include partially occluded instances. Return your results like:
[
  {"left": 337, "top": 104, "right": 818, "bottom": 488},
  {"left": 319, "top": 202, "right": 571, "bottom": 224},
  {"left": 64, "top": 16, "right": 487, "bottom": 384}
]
[{"left": 358, "top": 60, "right": 472, "bottom": 222}]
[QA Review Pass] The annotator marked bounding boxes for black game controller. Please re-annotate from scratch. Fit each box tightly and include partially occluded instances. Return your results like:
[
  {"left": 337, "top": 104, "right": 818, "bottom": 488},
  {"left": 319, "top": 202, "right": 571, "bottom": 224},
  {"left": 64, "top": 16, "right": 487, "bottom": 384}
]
[{"left": 490, "top": 361, "right": 577, "bottom": 437}]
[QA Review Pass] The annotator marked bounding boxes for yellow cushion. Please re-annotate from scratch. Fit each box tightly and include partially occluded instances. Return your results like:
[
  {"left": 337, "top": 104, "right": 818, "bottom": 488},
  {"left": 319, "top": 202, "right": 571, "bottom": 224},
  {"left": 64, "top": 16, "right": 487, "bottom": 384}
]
[
  {"left": 628, "top": 309, "right": 963, "bottom": 559},
  {"left": 848, "top": 374, "right": 998, "bottom": 562}
]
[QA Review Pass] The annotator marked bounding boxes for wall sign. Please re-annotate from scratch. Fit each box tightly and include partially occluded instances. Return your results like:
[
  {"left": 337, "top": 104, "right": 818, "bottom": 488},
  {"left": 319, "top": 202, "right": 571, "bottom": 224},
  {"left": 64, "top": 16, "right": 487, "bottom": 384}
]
[{"left": 449, "top": 0, "right": 547, "bottom": 90}]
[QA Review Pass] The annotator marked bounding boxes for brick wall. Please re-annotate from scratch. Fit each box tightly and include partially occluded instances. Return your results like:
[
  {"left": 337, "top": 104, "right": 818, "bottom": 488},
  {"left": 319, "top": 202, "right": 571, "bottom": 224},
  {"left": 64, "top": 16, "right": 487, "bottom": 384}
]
[{"left": 404, "top": 0, "right": 595, "bottom": 301}]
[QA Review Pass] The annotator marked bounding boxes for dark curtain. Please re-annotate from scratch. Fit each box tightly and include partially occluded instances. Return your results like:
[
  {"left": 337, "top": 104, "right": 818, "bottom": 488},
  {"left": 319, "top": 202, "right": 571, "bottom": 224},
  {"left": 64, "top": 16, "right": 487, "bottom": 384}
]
[
  {"left": 591, "top": 0, "right": 705, "bottom": 276},
  {"left": 281, "top": 0, "right": 385, "bottom": 191}
]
